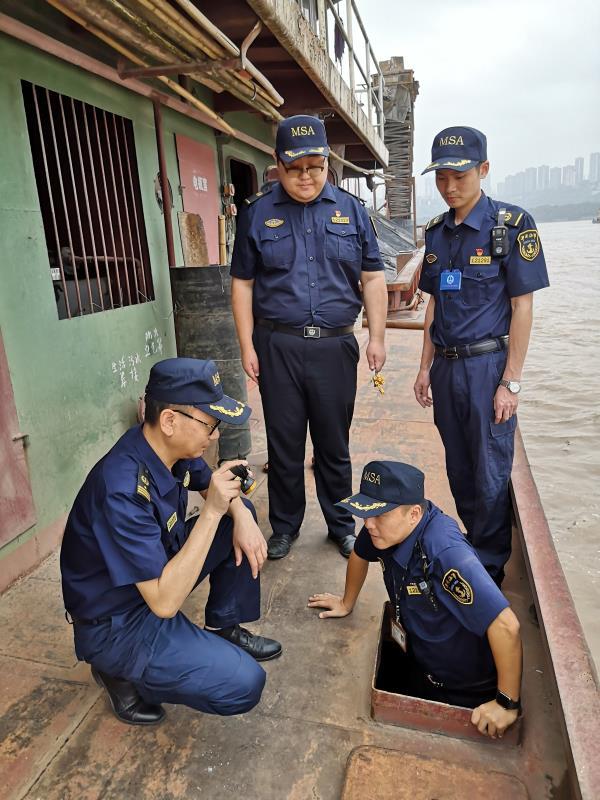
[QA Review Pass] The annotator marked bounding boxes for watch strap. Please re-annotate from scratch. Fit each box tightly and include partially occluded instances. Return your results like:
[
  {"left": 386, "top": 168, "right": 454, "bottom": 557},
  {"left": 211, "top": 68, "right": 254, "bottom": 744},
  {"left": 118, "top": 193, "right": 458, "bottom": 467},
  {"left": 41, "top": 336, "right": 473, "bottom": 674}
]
[{"left": 496, "top": 689, "right": 521, "bottom": 711}]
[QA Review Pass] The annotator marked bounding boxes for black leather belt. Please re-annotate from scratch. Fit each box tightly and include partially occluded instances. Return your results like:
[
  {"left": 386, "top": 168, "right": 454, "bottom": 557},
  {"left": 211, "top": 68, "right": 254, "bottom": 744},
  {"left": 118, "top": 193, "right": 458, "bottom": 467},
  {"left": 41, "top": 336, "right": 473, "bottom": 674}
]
[
  {"left": 435, "top": 335, "right": 509, "bottom": 360},
  {"left": 256, "top": 318, "right": 354, "bottom": 339}
]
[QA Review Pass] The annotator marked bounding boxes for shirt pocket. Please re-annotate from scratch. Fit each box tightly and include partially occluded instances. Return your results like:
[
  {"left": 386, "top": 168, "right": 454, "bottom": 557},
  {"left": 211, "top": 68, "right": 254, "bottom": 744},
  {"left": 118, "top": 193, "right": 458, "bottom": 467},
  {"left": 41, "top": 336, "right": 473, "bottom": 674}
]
[
  {"left": 325, "top": 222, "right": 361, "bottom": 263},
  {"left": 259, "top": 226, "right": 294, "bottom": 269},
  {"left": 460, "top": 262, "right": 500, "bottom": 307}
]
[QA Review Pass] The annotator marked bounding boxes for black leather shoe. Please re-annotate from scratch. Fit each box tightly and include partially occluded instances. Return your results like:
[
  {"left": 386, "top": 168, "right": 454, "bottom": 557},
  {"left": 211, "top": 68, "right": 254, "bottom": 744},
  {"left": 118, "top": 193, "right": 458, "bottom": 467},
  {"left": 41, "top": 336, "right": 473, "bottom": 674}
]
[
  {"left": 214, "top": 625, "right": 282, "bottom": 662},
  {"left": 267, "top": 533, "right": 297, "bottom": 560},
  {"left": 91, "top": 666, "right": 166, "bottom": 726},
  {"left": 329, "top": 534, "right": 356, "bottom": 558}
]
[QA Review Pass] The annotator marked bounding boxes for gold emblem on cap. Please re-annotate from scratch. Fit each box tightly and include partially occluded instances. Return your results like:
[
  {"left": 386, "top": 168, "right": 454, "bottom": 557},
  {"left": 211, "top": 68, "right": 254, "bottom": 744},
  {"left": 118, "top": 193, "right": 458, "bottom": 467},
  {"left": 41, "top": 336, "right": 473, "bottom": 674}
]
[
  {"left": 265, "top": 218, "right": 284, "bottom": 228},
  {"left": 349, "top": 501, "right": 387, "bottom": 511},
  {"left": 212, "top": 372, "right": 221, "bottom": 386},
  {"left": 209, "top": 402, "right": 246, "bottom": 417},
  {"left": 183, "top": 470, "right": 190, "bottom": 488}
]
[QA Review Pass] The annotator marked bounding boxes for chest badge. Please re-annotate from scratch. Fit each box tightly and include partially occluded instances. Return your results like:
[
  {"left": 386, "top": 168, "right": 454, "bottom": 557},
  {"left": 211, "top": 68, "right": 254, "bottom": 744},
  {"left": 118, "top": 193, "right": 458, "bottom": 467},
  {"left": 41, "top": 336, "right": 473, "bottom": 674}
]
[
  {"left": 469, "top": 252, "right": 491, "bottom": 264},
  {"left": 425, "top": 253, "right": 437, "bottom": 264},
  {"left": 331, "top": 210, "right": 350, "bottom": 224},
  {"left": 265, "top": 218, "right": 284, "bottom": 228},
  {"left": 517, "top": 229, "right": 540, "bottom": 261},
  {"left": 442, "top": 568, "right": 473, "bottom": 605},
  {"left": 167, "top": 512, "right": 178, "bottom": 532},
  {"left": 406, "top": 583, "right": 421, "bottom": 595}
]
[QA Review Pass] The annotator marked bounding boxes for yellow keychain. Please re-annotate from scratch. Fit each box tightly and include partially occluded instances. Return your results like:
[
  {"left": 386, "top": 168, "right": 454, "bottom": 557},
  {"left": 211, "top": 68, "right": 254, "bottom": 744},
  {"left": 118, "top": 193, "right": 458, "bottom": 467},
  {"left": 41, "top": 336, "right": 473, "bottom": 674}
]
[{"left": 372, "top": 372, "right": 385, "bottom": 395}]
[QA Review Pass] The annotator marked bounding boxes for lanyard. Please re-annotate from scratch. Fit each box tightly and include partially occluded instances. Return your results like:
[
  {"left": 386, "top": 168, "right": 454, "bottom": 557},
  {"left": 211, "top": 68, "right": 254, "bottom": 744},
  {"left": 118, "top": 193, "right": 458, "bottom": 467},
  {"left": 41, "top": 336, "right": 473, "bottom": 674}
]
[{"left": 391, "top": 539, "right": 438, "bottom": 623}]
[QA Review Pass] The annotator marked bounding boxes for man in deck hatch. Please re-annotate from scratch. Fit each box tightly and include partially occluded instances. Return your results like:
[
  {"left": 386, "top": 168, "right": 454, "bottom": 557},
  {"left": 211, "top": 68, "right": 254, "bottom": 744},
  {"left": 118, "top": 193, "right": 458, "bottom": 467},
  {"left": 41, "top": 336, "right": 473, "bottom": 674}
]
[
  {"left": 309, "top": 461, "right": 523, "bottom": 739},
  {"left": 413, "top": 126, "right": 549, "bottom": 585},
  {"left": 61, "top": 357, "right": 281, "bottom": 725}
]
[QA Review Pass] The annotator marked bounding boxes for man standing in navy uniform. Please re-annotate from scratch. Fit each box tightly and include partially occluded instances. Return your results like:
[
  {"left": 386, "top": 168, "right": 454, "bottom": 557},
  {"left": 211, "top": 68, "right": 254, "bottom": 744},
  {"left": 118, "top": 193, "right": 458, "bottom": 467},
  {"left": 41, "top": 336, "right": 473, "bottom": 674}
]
[
  {"left": 309, "top": 461, "right": 523, "bottom": 739},
  {"left": 231, "top": 115, "right": 388, "bottom": 561},
  {"left": 413, "top": 127, "right": 549, "bottom": 583},
  {"left": 61, "top": 358, "right": 281, "bottom": 726}
]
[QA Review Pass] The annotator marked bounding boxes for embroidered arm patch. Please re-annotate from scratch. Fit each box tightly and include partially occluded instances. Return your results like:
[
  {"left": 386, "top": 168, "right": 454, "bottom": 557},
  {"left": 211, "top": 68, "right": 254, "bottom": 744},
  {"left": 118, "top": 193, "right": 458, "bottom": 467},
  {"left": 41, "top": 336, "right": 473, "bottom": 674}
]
[{"left": 442, "top": 568, "right": 473, "bottom": 604}]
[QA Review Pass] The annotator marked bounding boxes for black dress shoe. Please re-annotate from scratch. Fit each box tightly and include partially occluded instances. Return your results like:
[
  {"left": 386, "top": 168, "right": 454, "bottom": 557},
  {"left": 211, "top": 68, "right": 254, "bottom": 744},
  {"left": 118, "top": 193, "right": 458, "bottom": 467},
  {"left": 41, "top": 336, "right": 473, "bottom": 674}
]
[
  {"left": 267, "top": 533, "right": 297, "bottom": 560},
  {"left": 91, "top": 666, "right": 166, "bottom": 726},
  {"left": 214, "top": 625, "right": 282, "bottom": 662},
  {"left": 329, "top": 534, "right": 356, "bottom": 558}
]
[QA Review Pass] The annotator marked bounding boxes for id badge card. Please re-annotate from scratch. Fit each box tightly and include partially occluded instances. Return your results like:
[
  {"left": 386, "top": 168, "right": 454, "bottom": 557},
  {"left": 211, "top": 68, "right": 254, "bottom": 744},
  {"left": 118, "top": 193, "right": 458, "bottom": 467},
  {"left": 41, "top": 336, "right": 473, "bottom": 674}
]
[
  {"left": 439, "top": 269, "right": 462, "bottom": 291},
  {"left": 390, "top": 618, "right": 408, "bottom": 652}
]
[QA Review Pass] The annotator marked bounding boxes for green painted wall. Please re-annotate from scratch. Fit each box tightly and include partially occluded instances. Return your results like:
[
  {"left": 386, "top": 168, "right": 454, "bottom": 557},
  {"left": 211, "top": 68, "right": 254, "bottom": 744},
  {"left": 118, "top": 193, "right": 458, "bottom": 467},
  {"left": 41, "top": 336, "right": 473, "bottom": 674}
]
[{"left": 0, "top": 33, "right": 272, "bottom": 562}]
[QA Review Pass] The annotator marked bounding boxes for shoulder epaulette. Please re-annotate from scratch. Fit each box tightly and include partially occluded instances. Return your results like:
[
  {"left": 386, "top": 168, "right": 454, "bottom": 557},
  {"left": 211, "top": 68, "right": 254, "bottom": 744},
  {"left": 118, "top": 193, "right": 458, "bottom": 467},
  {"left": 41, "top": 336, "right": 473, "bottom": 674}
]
[
  {"left": 135, "top": 464, "right": 151, "bottom": 503},
  {"left": 498, "top": 204, "right": 526, "bottom": 227},
  {"left": 244, "top": 183, "right": 274, "bottom": 206},
  {"left": 425, "top": 213, "right": 446, "bottom": 230}
]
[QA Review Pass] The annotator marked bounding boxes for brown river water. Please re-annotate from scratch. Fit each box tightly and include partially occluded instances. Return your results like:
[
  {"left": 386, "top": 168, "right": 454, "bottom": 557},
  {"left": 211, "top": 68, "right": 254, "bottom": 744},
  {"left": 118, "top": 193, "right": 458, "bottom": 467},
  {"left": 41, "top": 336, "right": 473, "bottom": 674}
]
[{"left": 517, "top": 219, "right": 600, "bottom": 673}]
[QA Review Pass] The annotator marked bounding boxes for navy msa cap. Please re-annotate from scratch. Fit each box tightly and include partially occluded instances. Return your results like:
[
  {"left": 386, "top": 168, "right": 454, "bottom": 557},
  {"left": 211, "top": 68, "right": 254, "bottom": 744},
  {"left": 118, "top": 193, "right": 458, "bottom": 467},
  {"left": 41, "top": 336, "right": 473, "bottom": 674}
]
[
  {"left": 275, "top": 115, "right": 329, "bottom": 164},
  {"left": 422, "top": 126, "right": 487, "bottom": 174},
  {"left": 336, "top": 461, "right": 425, "bottom": 518},
  {"left": 145, "top": 358, "right": 251, "bottom": 425}
]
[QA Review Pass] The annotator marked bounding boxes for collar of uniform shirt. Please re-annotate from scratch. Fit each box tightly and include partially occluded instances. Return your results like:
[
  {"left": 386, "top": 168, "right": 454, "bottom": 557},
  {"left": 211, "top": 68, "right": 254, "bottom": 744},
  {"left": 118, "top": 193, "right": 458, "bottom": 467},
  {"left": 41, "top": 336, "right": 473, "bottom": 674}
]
[
  {"left": 390, "top": 500, "right": 432, "bottom": 570},
  {"left": 133, "top": 424, "right": 181, "bottom": 497},
  {"left": 444, "top": 191, "right": 490, "bottom": 232},
  {"left": 272, "top": 179, "right": 337, "bottom": 205}
]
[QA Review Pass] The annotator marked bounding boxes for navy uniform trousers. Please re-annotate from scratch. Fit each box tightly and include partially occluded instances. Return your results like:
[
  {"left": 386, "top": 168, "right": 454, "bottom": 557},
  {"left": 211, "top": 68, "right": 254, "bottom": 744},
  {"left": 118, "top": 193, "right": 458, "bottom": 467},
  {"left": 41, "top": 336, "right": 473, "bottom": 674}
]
[
  {"left": 74, "top": 503, "right": 266, "bottom": 716},
  {"left": 430, "top": 348, "right": 516, "bottom": 582},
  {"left": 253, "top": 324, "right": 359, "bottom": 541}
]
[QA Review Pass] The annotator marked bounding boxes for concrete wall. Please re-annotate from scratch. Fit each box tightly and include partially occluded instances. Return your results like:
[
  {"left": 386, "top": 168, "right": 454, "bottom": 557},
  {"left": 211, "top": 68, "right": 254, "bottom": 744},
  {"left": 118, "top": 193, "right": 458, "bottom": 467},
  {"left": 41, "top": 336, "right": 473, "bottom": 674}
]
[{"left": 0, "top": 33, "right": 272, "bottom": 582}]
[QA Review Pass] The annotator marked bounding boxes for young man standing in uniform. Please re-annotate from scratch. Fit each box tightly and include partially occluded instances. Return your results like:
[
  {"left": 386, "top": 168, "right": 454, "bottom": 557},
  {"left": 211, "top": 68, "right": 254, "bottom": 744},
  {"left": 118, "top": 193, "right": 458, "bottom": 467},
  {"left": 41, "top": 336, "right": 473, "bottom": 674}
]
[
  {"left": 231, "top": 115, "right": 388, "bottom": 561},
  {"left": 61, "top": 358, "right": 281, "bottom": 726},
  {"left": 309, "top": 461, "right": 523, "bottom": 739},
  {"left": 413, "top": 127, "right": 549, "bottom": 583}
]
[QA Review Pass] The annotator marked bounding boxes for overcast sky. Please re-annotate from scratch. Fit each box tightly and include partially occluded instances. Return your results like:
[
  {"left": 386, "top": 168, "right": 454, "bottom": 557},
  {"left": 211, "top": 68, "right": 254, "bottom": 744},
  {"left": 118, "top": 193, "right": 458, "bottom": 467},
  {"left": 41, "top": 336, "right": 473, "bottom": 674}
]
[{"left": 358, "top": 0, "right": 600, "bottom": 193}]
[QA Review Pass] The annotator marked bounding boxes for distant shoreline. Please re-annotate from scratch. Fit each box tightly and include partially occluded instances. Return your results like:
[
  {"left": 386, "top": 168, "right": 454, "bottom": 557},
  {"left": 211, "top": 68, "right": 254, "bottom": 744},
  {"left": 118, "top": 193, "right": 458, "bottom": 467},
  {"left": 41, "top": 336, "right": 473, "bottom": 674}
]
[
  {"left": 417, "top": 201, "right": 599, "bottom": 226},
  {"left": 529, "top": 201, "right": 599, "bottom": 224}
]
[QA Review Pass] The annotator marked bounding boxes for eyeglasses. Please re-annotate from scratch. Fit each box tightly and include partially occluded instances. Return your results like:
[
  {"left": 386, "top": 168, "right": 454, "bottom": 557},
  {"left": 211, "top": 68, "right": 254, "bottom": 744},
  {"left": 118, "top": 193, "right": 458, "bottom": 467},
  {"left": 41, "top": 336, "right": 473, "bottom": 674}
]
[
  {"left": 282, "top": 164, "right": 326, "bottom": 179},
  {"left": 173, "top": 409, "right": 220, "bottom": 435}
]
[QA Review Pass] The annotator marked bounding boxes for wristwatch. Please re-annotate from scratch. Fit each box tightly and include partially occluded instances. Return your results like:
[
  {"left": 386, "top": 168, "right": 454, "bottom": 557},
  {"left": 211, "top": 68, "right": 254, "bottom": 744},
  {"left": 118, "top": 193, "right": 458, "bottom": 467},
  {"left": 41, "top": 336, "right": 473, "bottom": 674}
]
[
  {"left": 495, "top": 690, "right": 521, "bottom": 712},
  {"left": 498, "top": 379, "right": 521, "bottom": 394}
]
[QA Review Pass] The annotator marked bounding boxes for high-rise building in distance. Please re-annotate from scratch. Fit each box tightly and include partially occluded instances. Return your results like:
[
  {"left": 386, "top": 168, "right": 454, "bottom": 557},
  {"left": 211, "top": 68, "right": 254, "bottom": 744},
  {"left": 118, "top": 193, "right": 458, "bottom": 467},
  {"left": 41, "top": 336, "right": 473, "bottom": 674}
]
[
  {"left": 549, "top": 166, "right": 562, "bottom": 188},
  {"left": 524, "top": 167, "right": 537, "bottom": 193},
  {"left": 574, "top": 157, "right": 584, "bottom": 184},
  {"left": 537, "top": 164, "right": 550, "bottom": 191},
  {"left": 562, "top": 164, "right": 576, "bottom": 187},
  {"left": 590, "top": 152, "right": 600, "bottom": 183}
]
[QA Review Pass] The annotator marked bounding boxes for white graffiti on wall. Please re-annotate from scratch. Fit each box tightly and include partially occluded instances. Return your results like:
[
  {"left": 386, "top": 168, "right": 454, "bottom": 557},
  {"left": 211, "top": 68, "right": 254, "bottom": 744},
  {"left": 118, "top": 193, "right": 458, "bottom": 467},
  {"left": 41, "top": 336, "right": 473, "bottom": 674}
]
[{"left": 112, "top": 329, "right": 163, "bottom": 390}]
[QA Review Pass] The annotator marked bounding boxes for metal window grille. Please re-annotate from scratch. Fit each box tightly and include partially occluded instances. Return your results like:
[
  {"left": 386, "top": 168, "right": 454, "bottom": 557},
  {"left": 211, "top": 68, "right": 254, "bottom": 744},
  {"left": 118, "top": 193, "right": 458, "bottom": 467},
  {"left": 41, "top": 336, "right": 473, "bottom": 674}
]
[{"left": 21, "top": 81, "right": 154, "bottom": 320}]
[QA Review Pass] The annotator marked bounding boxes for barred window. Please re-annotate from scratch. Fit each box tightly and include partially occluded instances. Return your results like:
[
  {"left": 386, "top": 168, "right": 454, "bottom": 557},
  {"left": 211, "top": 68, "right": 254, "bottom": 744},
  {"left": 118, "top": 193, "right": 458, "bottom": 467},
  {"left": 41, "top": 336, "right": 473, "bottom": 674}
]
[{"left": 22, "top": 82, "right": 154, "bottom": 319}]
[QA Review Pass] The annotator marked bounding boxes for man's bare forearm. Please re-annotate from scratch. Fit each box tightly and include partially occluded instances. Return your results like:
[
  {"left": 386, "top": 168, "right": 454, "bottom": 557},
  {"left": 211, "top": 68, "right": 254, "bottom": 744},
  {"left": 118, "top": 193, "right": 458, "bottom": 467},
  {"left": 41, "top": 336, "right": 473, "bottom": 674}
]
[
  {"left": 137, "top": 507, "right": 222, "bottom": 617},
  {"left": 420, "top": 296, "right": 436, "bottom": 369},
  {"left": 504, "top": 294, "right": 533, "bottom": 381},
  {"left": 362, "top": 272, "right": 387, "bottom": 342},
  {"left": 342, "top": 552, "right": 370, "bottom": 611},
  {"left": 231, "top": 277, "right": 255, "bottom": 351},
  {"left": 487, "top": 608, "right": 522, "bottom": 700}
]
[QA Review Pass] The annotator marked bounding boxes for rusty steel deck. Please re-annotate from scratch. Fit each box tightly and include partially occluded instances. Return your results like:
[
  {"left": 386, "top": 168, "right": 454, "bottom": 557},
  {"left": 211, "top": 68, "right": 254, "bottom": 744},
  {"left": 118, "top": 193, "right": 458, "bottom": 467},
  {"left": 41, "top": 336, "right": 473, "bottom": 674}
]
[{"left": 1, "top": 328, "right": 597, "bottom": 799}]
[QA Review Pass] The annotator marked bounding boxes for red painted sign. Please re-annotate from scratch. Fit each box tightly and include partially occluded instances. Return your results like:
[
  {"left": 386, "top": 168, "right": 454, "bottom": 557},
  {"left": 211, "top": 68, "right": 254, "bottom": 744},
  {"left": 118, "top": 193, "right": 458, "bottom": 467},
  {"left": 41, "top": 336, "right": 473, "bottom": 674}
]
[{"left": 175, "top": 135, "right": 220, "bottom": 265}]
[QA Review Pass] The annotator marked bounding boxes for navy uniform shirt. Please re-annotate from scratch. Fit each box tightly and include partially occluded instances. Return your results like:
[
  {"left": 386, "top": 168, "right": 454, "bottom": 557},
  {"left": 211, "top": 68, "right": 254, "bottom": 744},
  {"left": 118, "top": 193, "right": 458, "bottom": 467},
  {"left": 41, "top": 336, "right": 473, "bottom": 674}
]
[
  {"left": 354, "top": 501, "right": 509, "bottom": 688},
  {"left": 230, "top": 181, "right": 384, "bottom": 327},
  {"left": 60, "top": 425, "right": 212, "bottom": 620},
  {"left": 419, "top": 193, "right": 549, "bottom": 347}
]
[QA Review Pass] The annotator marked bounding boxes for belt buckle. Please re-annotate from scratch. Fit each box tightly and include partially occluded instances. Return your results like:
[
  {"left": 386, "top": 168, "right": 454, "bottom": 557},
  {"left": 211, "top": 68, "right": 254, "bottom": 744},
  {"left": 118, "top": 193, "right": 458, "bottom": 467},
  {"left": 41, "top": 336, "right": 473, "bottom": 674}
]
[
  {"left": 445, "top": 346, "right": 459, "bottom": 360},
  {"left": 304, "top": 325, "right": 321, "bottom": 339}
]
